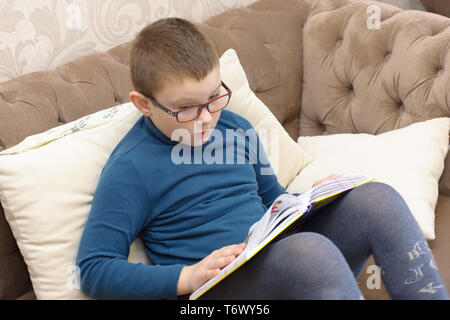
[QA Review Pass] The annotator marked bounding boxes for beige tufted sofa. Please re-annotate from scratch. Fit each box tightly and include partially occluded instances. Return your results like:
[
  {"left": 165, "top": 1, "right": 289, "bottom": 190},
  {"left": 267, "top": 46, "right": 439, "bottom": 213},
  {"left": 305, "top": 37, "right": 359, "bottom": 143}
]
[{"left": 0, "top": 0, "right": 449, "bottom": 300}]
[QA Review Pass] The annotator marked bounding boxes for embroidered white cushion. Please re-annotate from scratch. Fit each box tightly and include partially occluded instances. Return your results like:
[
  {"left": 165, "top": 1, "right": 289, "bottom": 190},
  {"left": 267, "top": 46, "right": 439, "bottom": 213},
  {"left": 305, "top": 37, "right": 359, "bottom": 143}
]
[{"left": 286, "top": 117, "right": 450, "bottom": 240}]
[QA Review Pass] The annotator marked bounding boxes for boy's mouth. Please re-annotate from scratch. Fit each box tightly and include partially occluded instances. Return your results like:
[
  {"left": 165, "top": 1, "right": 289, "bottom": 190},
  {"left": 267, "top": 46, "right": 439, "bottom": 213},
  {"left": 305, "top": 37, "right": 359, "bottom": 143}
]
[{"left": 197, "top": 128, "right": 213, "bottom": 139}]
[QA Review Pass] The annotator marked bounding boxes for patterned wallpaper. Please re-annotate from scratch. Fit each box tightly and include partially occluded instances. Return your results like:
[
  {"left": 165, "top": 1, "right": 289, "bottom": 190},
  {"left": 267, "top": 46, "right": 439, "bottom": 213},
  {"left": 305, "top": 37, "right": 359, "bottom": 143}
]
[
  {"left": 0, "top": 0, "right": 427, "bottom": 84},
  {"left": 0, "top": 0, "right": 257, "bottom": 83},
  {"left": 376, "top": 0, "right": 425, "bottom": 10}
]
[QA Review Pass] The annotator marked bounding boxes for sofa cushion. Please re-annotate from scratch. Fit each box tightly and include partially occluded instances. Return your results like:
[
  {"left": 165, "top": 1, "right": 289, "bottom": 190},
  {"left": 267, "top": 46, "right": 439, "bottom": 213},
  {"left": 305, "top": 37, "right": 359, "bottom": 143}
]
[
  {"left": 0, "top": 103, "right": 144, "bottom": 299},
  {"left": 287, "top": 117, "right": 450, "bottom": 240}
]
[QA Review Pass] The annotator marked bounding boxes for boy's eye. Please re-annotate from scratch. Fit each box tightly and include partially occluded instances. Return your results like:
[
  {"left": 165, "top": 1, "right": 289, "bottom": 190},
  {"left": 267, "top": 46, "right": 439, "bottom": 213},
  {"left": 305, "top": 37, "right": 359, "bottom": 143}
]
[{"left": 177, "top": 92, "right": 220, "bottom": 110}]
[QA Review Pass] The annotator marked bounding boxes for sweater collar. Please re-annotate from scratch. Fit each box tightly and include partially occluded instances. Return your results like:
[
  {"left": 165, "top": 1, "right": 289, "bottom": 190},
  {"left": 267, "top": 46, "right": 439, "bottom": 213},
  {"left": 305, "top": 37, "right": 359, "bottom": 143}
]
[
  {"left": 143, "top": 116, "right": 179, "bottom": 146},
  {"left": 143, "top": 115, "right": 216, "bottom": 148}
]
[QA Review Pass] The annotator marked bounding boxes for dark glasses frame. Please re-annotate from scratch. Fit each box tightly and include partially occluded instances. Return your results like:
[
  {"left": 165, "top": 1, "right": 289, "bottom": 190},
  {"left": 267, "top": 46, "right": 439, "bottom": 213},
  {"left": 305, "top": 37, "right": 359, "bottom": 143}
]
[{"left": 137, "top": 81, "right": 232, "bottom": 123}]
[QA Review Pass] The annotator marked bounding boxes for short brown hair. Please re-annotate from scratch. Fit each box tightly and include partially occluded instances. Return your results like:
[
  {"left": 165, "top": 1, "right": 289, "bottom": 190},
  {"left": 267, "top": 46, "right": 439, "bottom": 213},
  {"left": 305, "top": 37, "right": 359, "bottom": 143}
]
[{"left": 130, "top": 18, "right": 218, "bottom": 98}]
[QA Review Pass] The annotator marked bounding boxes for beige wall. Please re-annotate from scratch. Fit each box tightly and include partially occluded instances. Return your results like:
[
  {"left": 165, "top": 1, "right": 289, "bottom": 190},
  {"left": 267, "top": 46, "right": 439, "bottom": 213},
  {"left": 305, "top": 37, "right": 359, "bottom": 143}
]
[{"left": 0, "top": 0, "right": 257, "bottom": 83}]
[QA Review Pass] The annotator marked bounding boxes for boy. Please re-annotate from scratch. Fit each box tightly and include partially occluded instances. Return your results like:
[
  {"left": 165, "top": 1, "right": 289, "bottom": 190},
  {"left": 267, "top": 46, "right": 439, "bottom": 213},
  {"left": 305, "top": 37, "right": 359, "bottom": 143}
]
[{"left": 77, "top": 18, "right": 448, "bottom": 300}]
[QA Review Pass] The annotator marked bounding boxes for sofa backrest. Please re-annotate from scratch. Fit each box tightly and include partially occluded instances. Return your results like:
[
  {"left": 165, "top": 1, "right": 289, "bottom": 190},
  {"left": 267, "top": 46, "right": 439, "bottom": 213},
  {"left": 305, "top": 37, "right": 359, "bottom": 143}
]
[
  {"left": 300, "top": 0, "right": 450, "bottom": 196},
  {"left": 301, "top": 0, "right": 449, "bottom": 136},
  {"left": 0, "top": 0, "right": 310, "bottom": 300}
]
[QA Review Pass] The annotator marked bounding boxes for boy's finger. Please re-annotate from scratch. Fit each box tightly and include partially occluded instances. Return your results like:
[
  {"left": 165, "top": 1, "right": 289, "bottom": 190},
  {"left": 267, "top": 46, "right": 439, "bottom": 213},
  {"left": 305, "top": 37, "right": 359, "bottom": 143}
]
[
  {"left": 206, "top": 268, "right": 221, "bottom": 279},
  {"left": 218, "top": 243, "right": 246, "bottom": 257},
  {"left": 208, "top": 255, "right": 235, "bottom": 270}
]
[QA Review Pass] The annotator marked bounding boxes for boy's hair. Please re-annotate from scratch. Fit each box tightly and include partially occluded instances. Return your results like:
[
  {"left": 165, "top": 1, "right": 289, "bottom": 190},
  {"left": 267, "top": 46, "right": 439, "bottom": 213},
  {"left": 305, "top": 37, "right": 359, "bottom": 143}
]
[{"left": 130, "top": 17, "right": 219, "bottom": 99}]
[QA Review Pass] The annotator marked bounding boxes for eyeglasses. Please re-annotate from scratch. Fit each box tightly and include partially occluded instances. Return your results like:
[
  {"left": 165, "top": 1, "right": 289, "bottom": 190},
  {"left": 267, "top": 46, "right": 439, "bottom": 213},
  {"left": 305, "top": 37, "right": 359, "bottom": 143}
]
[{"left": 138, "top": 81, "right": 232, "bottom": 123}]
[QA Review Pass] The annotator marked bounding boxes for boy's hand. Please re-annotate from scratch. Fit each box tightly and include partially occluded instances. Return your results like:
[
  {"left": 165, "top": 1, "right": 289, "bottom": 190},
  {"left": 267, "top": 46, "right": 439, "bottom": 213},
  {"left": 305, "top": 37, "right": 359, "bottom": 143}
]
[
  {"left": 312, "top": 173, "right": 340, "bottom": 188},
  {"left": 177, "top": 242, "right": 246, "bottom": 295}
]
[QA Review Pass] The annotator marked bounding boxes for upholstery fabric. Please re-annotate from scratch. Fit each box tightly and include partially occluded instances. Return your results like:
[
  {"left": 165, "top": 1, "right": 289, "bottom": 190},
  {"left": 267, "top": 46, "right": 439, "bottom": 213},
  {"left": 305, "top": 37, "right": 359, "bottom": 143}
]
[
  {"left": 421, "top": 0, "right": 450, "bottom": 17},
  {"left": 301, "top": 0, "right": 449, "bottom": 135},
  {"left": 301, "top": 0, "right": 450, "bottom": 195}
]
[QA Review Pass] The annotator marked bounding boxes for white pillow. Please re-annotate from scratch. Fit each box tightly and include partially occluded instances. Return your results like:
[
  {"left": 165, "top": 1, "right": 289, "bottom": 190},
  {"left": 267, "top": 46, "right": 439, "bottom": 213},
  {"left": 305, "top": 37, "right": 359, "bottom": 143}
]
[
  {"left": 0, "top": 49, "right": 311, "bottom": 299},
  {"left": 286, "top": 117, "right": 450, "bottom": 240},
  {"left": 220, "top": 49, "right": 311, "bottom": 186},
  {"left": 0, "top": 103, "right": 146, "bottom": 300}
]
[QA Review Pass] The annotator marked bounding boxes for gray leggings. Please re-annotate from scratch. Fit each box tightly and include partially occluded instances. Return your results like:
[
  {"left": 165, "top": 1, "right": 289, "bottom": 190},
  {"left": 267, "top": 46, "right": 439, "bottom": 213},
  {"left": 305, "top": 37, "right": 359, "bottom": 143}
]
[{"left": 200, "top": 182, "right": 449, "bottom": 300}]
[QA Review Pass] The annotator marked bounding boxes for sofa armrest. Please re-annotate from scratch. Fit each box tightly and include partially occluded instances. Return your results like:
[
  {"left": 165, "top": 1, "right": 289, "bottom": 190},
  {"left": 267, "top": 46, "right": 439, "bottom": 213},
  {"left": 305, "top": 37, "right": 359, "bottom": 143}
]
[{"left": 439, "top": 144, "right": 450, "bottom": 196}]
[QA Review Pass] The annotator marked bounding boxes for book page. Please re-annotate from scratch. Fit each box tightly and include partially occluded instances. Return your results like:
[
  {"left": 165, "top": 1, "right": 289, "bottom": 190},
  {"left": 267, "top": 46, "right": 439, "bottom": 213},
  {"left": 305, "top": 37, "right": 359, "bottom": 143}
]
[
  {"left": 310, "top": 174, "right": 370, "bottom": 204},
  {"left": 264, "top": 194, "right": 302, "bottom": 233},
  {"left": 244, "top": 193, "right": 303, "bottom": 250}
]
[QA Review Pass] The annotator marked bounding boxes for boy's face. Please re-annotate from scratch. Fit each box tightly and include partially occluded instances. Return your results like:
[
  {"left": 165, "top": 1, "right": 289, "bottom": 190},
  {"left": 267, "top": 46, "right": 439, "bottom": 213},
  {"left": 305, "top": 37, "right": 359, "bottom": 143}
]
[{"left": 130, "top": 65, "right": 222, "bottom": 147}]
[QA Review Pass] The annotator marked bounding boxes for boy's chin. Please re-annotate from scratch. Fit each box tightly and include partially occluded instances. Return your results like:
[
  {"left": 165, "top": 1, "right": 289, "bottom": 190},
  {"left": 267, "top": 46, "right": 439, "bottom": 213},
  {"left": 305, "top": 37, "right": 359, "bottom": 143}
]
[
  {"left": 191, "top": 134, "right": 211, "bottom": 146},
  {"left": 192, "top": 128, "right": 213, "bottom": 146},
  {"left": 175, "top": 133, "right": 211, "bottom": 147}
]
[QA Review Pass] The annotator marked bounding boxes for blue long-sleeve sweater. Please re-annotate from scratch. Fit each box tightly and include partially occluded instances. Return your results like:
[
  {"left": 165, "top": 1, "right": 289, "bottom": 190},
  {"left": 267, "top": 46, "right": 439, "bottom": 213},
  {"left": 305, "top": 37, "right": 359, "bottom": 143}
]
[{"left": 76, "top": 109, "right": 289, "bottom": 300}]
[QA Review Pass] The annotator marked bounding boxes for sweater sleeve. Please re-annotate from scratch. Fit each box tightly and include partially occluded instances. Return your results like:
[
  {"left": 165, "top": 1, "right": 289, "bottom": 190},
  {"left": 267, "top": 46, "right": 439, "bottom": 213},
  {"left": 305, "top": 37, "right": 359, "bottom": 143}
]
[{"left": 76, "top": 156, "right": 184, "bottom": 300}]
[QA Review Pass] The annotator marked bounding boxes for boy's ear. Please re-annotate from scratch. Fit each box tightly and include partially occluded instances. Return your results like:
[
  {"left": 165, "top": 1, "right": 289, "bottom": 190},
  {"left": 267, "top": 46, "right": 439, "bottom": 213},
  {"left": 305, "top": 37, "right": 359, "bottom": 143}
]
[{"left": 129, "top": 91, "right": 152, "bottom": 117}]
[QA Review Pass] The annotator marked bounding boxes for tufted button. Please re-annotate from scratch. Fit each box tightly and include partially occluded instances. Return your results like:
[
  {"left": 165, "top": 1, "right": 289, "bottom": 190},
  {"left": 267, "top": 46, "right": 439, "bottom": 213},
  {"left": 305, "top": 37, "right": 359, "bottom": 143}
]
[
  {"left": 436, "top": 65, "right": 444, "bottom": 77},
  {"left": 428, "top": 30, "right": 439, "bottom": 37},
  {"left": 348, "top": 87, "right": 355, "bottom": 99},
  {"left": 0, "top": 91, "right": 14, "bottom": 104},
  {"left": 264, "top": 43, "right": 271, "bottom": 49},
  {"left": 336, "top": 38, "right": 343, "bottom": 47},
  {"left": 347, "top": 83, "right": 353, "bottom": 91},
  {"left": 57, "top": 70, "right": 73, "bottom": 84},
  {"left": 114, "top": 94, "right": 122, "bottom": 104},
  {"left": 56, "top": 110, "right": 64, "bottom": 123},
  {"left": 384, "top": 51, "right": 391, "bottom": 62},
  {"left": 317, "top": 122, "right": 326, "bottom": 132}
]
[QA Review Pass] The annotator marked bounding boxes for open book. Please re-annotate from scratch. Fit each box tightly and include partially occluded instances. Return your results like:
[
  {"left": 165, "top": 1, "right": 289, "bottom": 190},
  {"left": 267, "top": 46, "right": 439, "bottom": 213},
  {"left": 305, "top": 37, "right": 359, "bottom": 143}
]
[{"left": 190, "top": 174, "right": 376, "bottom": 300}]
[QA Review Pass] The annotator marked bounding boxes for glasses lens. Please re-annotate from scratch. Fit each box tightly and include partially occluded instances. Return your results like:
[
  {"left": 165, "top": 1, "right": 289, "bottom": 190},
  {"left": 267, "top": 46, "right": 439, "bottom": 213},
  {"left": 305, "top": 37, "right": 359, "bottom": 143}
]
[
  {"left": 209, "top": 95, "right": 230, "bottom": 112},
  {"left": 178, "top": 106, "right": 200, "bottom": 122},
  {"left": 178, "top": 94, "right": 230, "bottom": 122}
]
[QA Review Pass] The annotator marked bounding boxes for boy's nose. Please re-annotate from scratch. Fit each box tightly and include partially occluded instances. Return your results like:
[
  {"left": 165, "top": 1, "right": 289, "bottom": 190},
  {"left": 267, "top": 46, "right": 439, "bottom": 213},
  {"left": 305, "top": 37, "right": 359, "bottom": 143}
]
[{"left": 197, "top": 105, "right": 213, "bottom": 123}]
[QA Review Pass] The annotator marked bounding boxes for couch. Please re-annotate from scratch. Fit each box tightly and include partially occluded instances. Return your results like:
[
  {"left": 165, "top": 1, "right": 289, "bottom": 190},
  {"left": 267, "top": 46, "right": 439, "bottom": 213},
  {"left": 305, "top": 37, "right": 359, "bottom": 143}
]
[
  {"left": 421, "top": 0, "right": 450, "bottom": 17},
  {"left": 0, "top": 0, "right": 449, "bottom": 300}
]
